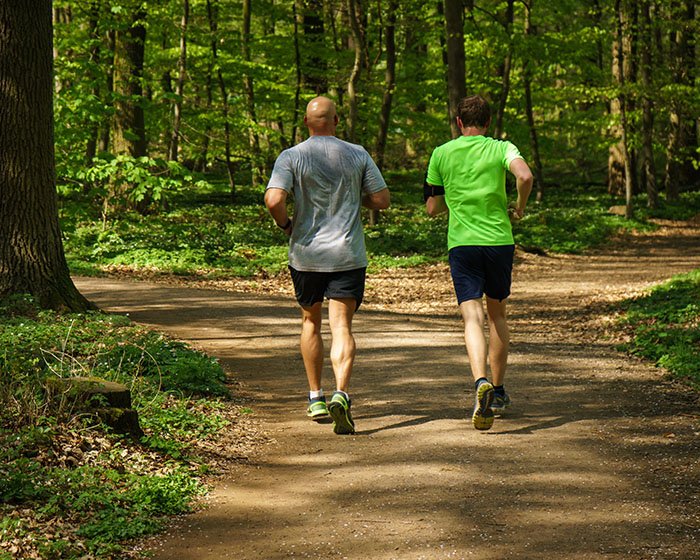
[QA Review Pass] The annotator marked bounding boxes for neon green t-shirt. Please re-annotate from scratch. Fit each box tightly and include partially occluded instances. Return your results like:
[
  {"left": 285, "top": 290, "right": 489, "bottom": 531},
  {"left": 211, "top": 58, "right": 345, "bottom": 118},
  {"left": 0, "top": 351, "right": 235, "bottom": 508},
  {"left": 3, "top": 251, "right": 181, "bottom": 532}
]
[{"left": 427, "top": 135, "right": 522, "bottom": 249}]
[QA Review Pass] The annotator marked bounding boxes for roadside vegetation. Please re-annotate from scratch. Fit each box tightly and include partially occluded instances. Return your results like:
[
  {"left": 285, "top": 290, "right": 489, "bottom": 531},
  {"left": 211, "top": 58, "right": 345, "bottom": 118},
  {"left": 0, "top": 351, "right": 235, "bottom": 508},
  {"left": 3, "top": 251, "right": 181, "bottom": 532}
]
[
  {"left": 0, "top": 294, "right": 246, "bottom": 559},
  {"left": 618, "top": 269, "right": 700, "bottom": 388}
]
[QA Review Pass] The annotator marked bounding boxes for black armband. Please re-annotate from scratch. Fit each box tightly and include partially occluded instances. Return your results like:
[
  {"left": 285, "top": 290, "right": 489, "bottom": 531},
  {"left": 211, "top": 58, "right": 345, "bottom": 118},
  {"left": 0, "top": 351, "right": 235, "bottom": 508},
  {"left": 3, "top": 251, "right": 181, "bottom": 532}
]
[
  {"left": 278, "top": 218, "right": 292, "bottom": 230},
  {"left": 423, "top": 182, "right": 445, "bottom": 202}
]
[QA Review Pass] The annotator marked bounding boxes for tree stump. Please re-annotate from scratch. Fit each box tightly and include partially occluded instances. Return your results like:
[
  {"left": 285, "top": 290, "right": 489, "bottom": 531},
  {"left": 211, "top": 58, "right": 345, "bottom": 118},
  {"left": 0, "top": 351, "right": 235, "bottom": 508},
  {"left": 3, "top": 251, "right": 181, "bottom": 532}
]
[{"left": 45, "top": 376, "right": 144, "bottom": 438}]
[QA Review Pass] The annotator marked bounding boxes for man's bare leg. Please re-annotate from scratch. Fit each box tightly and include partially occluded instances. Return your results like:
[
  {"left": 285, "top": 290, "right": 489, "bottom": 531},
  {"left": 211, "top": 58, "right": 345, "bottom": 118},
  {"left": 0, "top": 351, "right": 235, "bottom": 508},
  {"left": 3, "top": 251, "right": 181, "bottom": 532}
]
[
  {"left": 486, "top": 297, "right": 509, "bottom": 387},
  {"left": 300, "top": 302, "right": 324, "bottom": 392},
  {"left": 328, "top": 298, "right": 356, "bottom": 393},
  {"left": 459, "top": 298, "right": 488, "bottom": 381}
]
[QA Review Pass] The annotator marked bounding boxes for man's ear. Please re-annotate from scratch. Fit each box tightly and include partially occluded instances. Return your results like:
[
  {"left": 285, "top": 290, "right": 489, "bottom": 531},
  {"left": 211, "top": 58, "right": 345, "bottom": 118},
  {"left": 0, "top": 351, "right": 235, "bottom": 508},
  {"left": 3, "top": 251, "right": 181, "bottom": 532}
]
[
  {"left": 334, "top": 114, "right": 339, "bottom": 124},
  {"left": 456, "top": 116, "right": 463, "bottom": 129}
]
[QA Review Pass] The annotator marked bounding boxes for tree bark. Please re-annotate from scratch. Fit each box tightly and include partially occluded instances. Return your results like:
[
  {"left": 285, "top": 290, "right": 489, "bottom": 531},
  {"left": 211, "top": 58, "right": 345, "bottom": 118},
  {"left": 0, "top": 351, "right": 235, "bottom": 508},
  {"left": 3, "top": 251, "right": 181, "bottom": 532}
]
[
  {"left": 0, "top": 0, "right": 93, "bottom": 311},
  {"left": 444, "top": 0, "right": 466, "bottom": 138},
  {"left": 300, "top": 0, "right": 327, "bottom": 94},
  {"left": 168, "top": 0, "right": 189, "bottom": 162}
]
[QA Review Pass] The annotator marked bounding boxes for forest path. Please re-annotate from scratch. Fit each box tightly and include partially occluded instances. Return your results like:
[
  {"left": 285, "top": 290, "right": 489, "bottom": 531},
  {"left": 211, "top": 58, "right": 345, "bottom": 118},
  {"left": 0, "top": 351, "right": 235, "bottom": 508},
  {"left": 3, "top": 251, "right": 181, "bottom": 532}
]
[{"left": 75, "top": 221, "right": 700, "bottom": 560}]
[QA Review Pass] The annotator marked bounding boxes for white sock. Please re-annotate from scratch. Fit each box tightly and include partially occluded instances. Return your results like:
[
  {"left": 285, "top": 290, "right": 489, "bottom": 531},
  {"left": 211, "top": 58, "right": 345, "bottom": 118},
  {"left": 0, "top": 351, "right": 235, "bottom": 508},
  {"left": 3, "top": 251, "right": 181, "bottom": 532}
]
[{"left": 309, "top": 389, "right": 324, "bottom": 400}]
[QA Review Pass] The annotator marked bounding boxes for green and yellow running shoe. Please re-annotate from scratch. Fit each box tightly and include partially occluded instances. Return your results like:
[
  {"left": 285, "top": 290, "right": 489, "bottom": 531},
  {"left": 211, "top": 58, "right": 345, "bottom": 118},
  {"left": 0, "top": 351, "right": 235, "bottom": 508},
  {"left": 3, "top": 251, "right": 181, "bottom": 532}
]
[
  {"left": 328, "top": 391, "right": 355, "bottom": 435},
  {"left": 472, "top": 381, "right": 495, "bottom": 431},
  {"left": 307, "top": 398, "right": 329, "bottom": 422},
  {"left": 491, "top": 392, "right": 511, "bottom": 413}
]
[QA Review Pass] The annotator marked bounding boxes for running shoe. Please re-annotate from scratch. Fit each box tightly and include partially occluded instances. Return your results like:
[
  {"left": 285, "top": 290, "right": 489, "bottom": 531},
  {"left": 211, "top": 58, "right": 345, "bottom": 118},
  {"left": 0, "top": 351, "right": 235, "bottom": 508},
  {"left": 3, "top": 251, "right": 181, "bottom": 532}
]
[
  {"left": 328, "top": 391, "right": 355, "bottom": 435},
  {"left": 472, "top": 381, "right": 495, "bottom": 431},
  {"left": 307, "top": 398, "right": 329, "bottom": 421},
  {"left": 491, "top": 391, "right": 511, "bottom": 413}
]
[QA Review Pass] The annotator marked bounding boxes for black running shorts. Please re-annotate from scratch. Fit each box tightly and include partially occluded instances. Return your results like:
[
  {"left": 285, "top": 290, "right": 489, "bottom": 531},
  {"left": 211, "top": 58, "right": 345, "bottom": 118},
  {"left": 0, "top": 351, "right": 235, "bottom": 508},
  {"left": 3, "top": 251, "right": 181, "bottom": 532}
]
[
  {"left": 288, "top": 266, "right": 367, "bottom": 310},
  {"left": 448, "top": 245, "right": 515, "bottom": 304}
]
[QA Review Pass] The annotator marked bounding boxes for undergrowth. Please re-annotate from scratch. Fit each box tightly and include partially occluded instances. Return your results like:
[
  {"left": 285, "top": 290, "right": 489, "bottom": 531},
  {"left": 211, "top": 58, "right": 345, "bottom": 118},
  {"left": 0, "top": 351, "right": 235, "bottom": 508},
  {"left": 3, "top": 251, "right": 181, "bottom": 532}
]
[
  {"left": 0, "top": 294, "right": 234, "bottom": 559},
  {"left": 617, "top": 269, "right": 700, "bottom": 388}
]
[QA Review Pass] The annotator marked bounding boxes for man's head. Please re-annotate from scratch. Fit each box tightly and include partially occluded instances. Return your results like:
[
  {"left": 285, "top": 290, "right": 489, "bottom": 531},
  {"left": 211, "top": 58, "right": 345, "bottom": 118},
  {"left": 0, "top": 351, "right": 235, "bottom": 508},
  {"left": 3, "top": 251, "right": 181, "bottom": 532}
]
[
  {"left": 457, "top": 95, "right": 491, "bottom": 129},
  {"left": 304, "top": 96, "right": 338, "bottom": 136}
]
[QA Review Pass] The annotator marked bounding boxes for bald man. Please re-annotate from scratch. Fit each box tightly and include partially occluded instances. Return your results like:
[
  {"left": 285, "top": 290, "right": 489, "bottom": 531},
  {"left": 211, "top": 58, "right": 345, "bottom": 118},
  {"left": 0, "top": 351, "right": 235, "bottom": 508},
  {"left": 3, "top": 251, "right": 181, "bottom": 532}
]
[{"left": 265, "top": 96, "right": 390, "bottom": 435}]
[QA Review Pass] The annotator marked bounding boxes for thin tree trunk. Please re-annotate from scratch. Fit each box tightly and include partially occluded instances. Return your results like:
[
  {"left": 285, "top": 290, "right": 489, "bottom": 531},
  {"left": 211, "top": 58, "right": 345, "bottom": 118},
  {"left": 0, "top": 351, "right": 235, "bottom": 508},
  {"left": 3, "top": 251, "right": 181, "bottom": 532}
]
[
  {"left": 346, "top": 0, "right": 363, "bottom": 143},
  {"left": 492, "top": 0, "right": 514, "bottom": 139},
  {"left": 85, "top": 1, "right": 101, "bottom": 162},
  {"left": 206, "top": 0, "right": 236, "bottom": 198},
  {"left": 291, "top": 2, "right": 303, "bottom": 146},
  {"left": 614, "top": 0, "right": 634, "bottom": 218},
  {"left": 371, "top": 0, "right": 397, "bottom": 226},
  {"left": 242, "top": 0, "right": 262, "bottom": 186},
  {"left": 0, "top": 0, "right": 92, "bottom": 311},
  {"left": 523, "top": 0, "right": 544, "bottom": 202},
  {"left": 444, "top": 0, "right": 466, "bottom": 138},
  {"left": 639, "top": 0, "right": 657, "bottom": 208},
  {"left": 98, "top": 29, "right": 115, "bottom": 154},
  {"left": 168, "top": 0, "right": 189, "bottom": 162},
  {"left": 300, "top": 0, "right": 327, "bottom": 94}
]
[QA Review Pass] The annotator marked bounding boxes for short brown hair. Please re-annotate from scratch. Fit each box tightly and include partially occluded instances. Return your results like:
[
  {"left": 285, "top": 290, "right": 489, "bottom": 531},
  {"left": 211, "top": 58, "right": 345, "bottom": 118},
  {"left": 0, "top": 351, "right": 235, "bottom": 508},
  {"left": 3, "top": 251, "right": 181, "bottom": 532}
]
[{"left": 457, "top": 95, "right": 491, "bottom": 128}]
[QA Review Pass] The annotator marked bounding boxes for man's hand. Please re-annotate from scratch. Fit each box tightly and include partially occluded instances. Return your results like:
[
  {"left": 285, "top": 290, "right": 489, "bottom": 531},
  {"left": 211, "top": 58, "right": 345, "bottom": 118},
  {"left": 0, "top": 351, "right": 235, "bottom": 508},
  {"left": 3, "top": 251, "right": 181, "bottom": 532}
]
[{"left": 508, "top": 203, "right": 524, "bottom": 222}]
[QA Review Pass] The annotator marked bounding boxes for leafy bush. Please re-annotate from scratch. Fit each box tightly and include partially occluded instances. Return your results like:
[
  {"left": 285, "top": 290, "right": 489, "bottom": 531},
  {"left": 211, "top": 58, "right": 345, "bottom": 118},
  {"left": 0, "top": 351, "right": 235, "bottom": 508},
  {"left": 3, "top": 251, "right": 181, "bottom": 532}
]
[{"left": 618, "top": 269, "right": 700, "bottom": 386}]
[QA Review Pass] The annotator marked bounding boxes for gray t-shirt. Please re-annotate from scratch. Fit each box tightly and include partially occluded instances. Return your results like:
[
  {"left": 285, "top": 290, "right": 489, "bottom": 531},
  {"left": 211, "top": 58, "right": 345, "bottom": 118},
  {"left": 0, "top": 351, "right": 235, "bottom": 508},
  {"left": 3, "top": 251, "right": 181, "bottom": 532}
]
[{"left": 266, "top": 136, "right": 387, "bottom": 272}]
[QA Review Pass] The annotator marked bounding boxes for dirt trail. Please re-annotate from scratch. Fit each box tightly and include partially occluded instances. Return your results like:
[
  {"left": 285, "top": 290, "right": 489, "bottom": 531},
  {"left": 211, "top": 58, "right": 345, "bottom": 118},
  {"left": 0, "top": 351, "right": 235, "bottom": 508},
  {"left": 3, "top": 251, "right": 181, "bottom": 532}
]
[{"left": 75, "top": 222, "right": 700, "bottom": 560}]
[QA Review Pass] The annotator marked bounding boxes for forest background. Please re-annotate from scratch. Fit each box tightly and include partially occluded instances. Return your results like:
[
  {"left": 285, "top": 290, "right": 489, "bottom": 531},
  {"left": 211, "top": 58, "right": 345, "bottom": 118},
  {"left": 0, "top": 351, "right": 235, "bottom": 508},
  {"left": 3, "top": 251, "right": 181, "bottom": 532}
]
[{"left": 1, "top": 0, "right": 699, "bottom": 558}]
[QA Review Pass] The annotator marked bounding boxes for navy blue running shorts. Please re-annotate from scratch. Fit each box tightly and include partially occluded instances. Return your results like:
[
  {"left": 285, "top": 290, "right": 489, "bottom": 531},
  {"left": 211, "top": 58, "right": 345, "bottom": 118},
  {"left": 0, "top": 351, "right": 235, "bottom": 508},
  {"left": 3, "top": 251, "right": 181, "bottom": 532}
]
[
  {"left": 448, "top": 245, "right": 515, "bottom": 304},
  {"left": 288, "top": 266, "right": 366, "bottom": 310}
]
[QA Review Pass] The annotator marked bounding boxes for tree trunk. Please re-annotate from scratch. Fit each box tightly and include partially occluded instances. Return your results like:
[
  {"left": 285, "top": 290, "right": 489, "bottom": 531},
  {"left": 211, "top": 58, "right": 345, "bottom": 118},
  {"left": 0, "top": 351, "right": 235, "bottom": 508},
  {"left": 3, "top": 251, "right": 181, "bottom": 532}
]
[
  {"left": 168, "top": 0, "right": 189, "bottom": 162},
  {"left": 112, "top": 2, "right": 147, "bottom": 159},
  {"left": 345, "top": 0, "right": 363, "bottom": 143},
  {"left": 291, "top": 2, "right": 303, "bottom": 146},
  {"left": 206, "top": 0, "right": 236, "bottom": 199},
  {"left": 639, "top": 0, "right": 658, "bottom": 208},
  {"left": 242, "top": 0, "right": 263, "bottom": 187},
  {"left": 614, "top": 0, "right": 634, "bottom": 218},
  {"left": 492, "top": 0, "right": 514, "bottom": 139},
  {"left": 523, "top": 0, "right": 545, "bottom": 202},
  {"left": 85, "top": 1, "right": 101, "bottom": 163},
  {"left": 0, "top": 0, "right": 93, "bottom": 311},
  {"left": 300, "top": 0, "right": 327, "bottom": 94},
  {"left": 444, "top": 0, "right": 466, "bottom": 138}
]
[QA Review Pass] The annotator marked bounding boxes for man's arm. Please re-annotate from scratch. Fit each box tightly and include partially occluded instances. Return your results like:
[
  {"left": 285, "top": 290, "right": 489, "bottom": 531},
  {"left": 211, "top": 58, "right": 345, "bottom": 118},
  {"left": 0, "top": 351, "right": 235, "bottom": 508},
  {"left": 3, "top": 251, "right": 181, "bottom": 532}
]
[
  {"left": 362, "top": 187, "right": 390, "bottom": 210},
  {"left": 424, "top": 180, "right": 447, "bottom": 216},
  {"left": 509, "top": 158, "right": 534, "bottom": 220},
  {"left": 264, "top": 187, "right": 293, "bottom": 236}
]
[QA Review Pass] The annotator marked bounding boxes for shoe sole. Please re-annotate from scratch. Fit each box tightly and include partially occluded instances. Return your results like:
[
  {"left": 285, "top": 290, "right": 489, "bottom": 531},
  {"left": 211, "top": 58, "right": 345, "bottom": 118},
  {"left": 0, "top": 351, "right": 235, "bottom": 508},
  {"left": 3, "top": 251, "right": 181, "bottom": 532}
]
[
  {"left": 472, "top": 383, "right": 495, "bottom": 431},
  {"left": 328, "top": 401, "right": 355, "bottom": 435}
]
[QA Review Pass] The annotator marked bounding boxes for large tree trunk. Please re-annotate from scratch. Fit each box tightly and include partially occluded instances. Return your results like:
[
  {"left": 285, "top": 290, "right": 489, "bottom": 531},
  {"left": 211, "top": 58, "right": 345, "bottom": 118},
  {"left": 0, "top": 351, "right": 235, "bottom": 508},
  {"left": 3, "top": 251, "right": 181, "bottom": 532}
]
[
  {"left": 0, "top": 0, "right": 93, "bottom": 311},
  {"left": 444, "top": 0, "right": 466, "bottom": 138},
  {"left": 168, "top": 0, "right": 189, "bottom": 162}
]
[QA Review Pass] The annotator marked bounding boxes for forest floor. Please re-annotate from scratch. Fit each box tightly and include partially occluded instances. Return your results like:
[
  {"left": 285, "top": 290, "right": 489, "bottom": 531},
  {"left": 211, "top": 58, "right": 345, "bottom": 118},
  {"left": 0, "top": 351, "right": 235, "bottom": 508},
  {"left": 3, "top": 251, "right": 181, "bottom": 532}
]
[{"left": 75, "top": 219, "right": 700, "bottom": 560}]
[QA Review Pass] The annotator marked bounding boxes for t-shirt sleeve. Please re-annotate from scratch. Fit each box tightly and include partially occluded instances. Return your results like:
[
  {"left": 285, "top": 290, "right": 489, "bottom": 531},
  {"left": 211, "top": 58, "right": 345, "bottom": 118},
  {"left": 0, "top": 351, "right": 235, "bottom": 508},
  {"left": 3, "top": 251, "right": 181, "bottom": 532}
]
[
  {"left": 267, "top": 150, "right": 294, "bottom": 193},
  {"left": 503, "top": 141, "right": 523, "bottom": 169},
  {"left": 361, "top": 151, "right": 388, "bottom": 194},
  {"left": 426, "top": 148, "right": 443, "bottom": 186}
]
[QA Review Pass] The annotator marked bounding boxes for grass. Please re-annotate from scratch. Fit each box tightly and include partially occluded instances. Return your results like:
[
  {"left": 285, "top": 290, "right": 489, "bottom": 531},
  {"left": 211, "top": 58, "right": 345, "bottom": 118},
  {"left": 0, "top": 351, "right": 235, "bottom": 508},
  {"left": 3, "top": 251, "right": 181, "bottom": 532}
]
[
  {"left": 617, "top": 269, "right": 700, "bottom": 388},
  {"left": 0, "top": 294, "right": 236, "bottom": 559}
]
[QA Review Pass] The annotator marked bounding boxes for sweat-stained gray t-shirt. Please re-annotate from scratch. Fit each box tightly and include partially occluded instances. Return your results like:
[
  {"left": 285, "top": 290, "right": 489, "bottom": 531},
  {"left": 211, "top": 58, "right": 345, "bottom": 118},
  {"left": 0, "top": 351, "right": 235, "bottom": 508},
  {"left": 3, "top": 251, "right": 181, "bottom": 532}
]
[{"left": 266, "top": 136, "right": 387, "bottom": 272}]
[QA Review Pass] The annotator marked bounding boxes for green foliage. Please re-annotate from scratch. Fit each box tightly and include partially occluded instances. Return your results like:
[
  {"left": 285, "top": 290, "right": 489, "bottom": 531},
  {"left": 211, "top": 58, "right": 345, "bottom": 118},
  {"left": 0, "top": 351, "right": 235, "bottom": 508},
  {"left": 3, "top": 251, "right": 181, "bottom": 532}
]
[
  {"left": 618, "top": 269, "right": 700, "bottom": 386},
  {"left": 0, "top": 295, "right": 234, "bottom": 558}
]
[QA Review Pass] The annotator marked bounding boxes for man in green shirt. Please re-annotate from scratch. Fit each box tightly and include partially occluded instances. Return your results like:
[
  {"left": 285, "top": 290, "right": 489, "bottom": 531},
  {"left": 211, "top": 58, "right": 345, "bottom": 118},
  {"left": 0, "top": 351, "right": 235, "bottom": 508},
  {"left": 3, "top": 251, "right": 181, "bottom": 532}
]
[{"left": 425, "top": 95, "right": 533, "bottom": 431}]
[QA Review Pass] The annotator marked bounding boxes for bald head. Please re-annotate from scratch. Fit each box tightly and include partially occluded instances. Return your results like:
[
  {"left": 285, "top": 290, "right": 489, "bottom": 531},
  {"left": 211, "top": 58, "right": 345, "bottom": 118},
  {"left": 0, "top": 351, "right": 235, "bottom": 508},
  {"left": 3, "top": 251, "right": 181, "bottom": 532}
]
[{"left": 304, "top": 96, "right": 338, "bottom": 136}]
